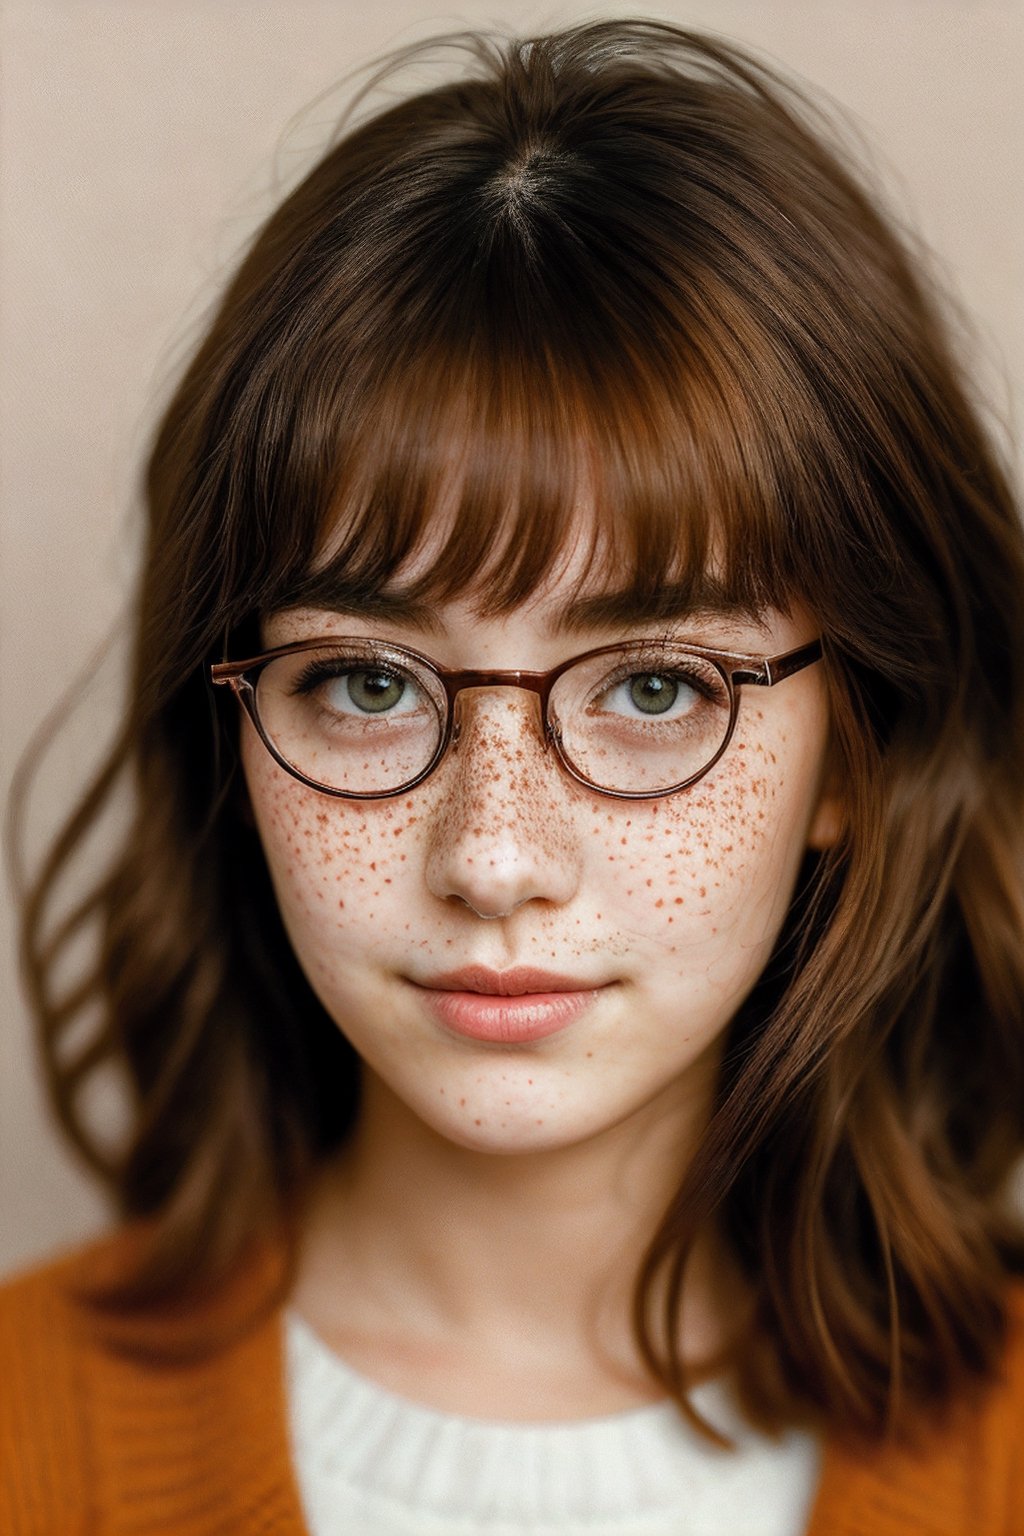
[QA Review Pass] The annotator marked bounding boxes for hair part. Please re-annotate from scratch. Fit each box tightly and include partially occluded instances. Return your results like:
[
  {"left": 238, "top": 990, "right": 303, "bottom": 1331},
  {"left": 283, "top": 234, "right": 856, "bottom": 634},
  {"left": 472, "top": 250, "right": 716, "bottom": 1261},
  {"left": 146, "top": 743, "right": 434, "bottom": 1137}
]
[{"left": 14, "top": 19, "right": 1024, "bottom": 1444}]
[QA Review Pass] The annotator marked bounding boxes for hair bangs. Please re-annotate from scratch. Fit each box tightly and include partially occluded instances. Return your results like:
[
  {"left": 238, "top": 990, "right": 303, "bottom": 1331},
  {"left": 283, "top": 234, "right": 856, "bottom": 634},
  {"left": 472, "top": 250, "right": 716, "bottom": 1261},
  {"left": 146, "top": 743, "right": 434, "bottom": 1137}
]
[{"left": 271, "top": 296, "right": 811, "bottom": 630}]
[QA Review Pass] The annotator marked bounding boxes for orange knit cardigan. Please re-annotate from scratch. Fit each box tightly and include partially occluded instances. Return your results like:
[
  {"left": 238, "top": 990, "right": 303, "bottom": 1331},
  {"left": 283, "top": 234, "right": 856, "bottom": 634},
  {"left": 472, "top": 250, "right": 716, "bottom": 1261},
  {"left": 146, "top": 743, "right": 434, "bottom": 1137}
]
[{"left": 1, "top": 1227, "right": 1022, "bottom": 1535}]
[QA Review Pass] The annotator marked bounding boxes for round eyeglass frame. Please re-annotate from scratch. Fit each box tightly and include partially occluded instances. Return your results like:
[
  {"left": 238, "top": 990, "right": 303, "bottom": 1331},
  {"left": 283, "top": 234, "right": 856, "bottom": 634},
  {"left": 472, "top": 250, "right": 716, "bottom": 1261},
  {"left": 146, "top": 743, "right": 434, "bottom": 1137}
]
[{"left": 210, "top": 635, "right": 824, "bottom": 802}]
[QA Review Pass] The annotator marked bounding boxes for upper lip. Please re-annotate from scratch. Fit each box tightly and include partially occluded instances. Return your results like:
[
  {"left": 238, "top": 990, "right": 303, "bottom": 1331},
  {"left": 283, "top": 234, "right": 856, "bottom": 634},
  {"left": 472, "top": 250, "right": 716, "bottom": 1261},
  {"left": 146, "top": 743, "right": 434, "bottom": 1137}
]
[{"left": 417, "top": 966, "right": 604, "bottom": 995}]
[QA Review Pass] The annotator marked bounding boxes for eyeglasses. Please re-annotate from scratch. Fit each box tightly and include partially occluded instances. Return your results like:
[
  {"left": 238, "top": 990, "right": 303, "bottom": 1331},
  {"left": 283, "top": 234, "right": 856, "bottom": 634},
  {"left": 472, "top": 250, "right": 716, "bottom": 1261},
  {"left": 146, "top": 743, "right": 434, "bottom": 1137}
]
[{"left": 210, "top": 635, "right": 823, "bottom": 801}]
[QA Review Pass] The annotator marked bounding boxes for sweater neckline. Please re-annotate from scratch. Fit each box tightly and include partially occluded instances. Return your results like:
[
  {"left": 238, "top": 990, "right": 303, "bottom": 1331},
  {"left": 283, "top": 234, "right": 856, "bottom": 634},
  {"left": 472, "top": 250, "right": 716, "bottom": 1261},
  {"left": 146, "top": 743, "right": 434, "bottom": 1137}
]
[{"left": 282, "top": 1306, "right": 823, "bottom": 1532}]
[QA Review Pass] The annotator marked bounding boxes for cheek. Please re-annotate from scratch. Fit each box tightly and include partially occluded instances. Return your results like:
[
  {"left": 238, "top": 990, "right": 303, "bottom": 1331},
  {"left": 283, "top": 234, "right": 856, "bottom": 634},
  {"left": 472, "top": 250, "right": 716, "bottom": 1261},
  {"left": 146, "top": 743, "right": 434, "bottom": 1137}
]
[
  {"left": 241, "top": 731, "right": 428, "bottom": 973},
  {"left": 587, "top": 714, "right": 812, "bottom": 959}
]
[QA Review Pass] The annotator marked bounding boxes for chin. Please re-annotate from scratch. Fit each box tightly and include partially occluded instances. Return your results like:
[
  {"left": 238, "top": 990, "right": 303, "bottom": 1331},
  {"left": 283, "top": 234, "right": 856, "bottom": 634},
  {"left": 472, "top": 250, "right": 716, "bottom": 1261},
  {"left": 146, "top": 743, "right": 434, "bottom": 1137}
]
[
  {"left": 411, "top": 1089, "right": 603, "bottom": 1157},
  {"left": 442, "top": 1122, "right": 567, "bottom": 1156}
]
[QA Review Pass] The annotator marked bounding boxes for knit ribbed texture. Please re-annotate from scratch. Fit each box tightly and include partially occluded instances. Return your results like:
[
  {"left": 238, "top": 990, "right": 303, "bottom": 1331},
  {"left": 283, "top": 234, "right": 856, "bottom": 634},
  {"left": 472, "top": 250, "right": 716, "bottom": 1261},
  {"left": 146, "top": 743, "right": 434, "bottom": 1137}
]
[
  {"left": 2, "top": 1228, "right": 1022, "bottom": 1534},
  {"left": 0, "top": 1233, "right": 309, "bottom": 1535},
  {"left": 284, "top": 1307, "right": 820, "bottom": 1535}
]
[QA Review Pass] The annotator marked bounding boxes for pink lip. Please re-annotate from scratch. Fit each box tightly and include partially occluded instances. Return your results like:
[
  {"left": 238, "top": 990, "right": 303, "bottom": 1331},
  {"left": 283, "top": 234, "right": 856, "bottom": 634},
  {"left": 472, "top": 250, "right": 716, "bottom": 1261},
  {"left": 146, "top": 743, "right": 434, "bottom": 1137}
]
[
  {"left": 422, "top": 965, "right": 598, "bottom": 996},
  {"left": 413, "top": 967, "right": 610, "bottom": 1044}
]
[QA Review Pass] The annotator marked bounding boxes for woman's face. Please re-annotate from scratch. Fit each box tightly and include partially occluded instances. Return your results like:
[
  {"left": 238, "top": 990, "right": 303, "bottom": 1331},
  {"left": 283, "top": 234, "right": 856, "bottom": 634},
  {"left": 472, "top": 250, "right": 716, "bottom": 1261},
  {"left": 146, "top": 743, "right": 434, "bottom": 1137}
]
[{"left": 242, "top": 535, "right": 840, "bottom": 1157}]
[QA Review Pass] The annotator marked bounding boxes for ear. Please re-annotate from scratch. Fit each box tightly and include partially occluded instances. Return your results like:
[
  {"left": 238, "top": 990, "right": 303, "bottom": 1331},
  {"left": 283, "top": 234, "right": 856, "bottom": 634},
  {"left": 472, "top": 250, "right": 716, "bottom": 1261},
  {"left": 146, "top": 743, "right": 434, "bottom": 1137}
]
[{"left": 806, "top": 748, "right": 845, "bottom": 851}]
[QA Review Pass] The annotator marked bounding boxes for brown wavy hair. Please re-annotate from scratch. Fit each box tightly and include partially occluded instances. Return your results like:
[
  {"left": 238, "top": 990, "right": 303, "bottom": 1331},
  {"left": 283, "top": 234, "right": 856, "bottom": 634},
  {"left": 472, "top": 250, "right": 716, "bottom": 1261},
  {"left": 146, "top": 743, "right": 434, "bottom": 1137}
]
[{"left": 14, "top": 20, "right": 1024, "bottom": 1444}]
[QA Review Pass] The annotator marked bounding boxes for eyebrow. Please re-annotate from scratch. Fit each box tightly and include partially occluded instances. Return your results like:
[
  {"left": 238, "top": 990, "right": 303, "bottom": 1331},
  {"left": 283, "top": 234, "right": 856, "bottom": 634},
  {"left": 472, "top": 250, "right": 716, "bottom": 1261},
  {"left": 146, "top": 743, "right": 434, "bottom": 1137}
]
[
  {"left": 279, "top": 573, "right": 770, "bottom": 638},
  {"left": 556, "top": 584, "right": 770, "bottom": 635}
]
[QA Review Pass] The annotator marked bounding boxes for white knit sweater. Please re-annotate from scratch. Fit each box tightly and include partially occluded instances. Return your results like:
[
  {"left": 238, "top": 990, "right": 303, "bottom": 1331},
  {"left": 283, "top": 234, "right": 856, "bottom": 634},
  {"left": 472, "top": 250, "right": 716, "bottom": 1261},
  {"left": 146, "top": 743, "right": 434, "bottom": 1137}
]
[{"left": 284, "top": 1308, "right": 821, "bottom": 1536}]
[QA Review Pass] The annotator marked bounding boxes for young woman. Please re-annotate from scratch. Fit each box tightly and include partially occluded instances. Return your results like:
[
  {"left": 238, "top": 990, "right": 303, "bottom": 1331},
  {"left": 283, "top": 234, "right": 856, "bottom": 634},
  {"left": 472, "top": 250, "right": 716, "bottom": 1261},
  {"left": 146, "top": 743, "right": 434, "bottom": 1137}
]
[{"left": 4, "top": 19, "right": 1023, "bottom": 1534}]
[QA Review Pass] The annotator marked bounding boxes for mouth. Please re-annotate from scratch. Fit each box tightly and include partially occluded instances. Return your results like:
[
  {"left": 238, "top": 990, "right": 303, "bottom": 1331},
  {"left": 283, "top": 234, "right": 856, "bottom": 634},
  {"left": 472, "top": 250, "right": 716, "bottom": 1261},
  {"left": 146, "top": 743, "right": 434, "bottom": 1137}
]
[{"left": 411, "top": 966, "right": 612, "bottom": 1044}]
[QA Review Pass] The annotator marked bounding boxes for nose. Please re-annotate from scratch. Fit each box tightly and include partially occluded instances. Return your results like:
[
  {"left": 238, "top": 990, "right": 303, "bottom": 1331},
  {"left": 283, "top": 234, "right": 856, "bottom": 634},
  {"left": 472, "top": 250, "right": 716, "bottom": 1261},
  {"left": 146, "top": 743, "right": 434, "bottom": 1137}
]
[{"left": 424, "top": 690, "right": 583, "bottom": 919}]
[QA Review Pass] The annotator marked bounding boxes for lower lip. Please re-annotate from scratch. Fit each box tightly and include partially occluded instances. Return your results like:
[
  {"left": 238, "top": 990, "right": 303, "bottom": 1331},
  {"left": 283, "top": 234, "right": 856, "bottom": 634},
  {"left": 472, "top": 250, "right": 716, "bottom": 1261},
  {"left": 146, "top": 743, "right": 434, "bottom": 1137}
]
[{"left": 417, "top": 988, "right": 601, "bottom": 1043}]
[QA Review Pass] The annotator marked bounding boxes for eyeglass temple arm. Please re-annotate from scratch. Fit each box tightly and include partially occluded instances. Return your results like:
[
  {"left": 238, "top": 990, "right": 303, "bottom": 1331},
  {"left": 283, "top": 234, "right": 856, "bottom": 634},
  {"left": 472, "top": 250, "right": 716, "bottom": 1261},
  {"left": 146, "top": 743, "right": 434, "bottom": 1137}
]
[{"left": 732, "top": 639, "right": 823, "bottom": 687}]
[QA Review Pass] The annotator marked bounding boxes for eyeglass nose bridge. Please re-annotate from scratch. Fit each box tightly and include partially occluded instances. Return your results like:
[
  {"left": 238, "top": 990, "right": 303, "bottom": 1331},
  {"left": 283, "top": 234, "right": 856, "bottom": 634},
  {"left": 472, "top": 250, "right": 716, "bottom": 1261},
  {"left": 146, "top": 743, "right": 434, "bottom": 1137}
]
[{"left": 444, "top": 673, "right": 557, "bottom": 756}]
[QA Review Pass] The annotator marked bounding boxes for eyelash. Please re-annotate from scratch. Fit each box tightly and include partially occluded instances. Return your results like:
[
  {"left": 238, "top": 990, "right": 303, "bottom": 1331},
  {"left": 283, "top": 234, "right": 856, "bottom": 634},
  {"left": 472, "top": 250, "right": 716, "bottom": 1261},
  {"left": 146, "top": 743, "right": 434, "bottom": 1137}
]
[
  {"left": 289, "top": 658, "right": 411, "bottom": 694},
  {"left": 593, "top": 658, "right": 722, "bottom": 701}
]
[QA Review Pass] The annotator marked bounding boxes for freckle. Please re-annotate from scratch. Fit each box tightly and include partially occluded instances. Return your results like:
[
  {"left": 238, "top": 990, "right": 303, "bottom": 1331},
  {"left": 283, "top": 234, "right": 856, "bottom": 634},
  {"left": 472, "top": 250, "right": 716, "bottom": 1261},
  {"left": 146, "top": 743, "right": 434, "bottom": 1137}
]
[
  {"left": 674, "top": 897, "right": 683, "bottom": 905},
  {"left": 474, "top": 1118, "right": 482, "bottom": 1126},
  {"left": 527, "top": 1079, "right": 533, "bottom": 1085},
  {"left": 369, "top": 861, "right": 376, "bottom": 872},
  {"left": 620, "top": 836, "right": 627, "bottom": 845},
  {"left": 700, "top": 886, "right": 706, "bottom": 897},
  {"left": 655, "top": 898, "right": 664, "bottom": 908},
  {"left": 459, "top": 1098, "right": 466, "bottom": 1106},
  {"left": 338, "top": 899, "right": 345, "bottom": 909},
  {"left": 586, "top": 1051, "right": 593, "bottom": 1058}
]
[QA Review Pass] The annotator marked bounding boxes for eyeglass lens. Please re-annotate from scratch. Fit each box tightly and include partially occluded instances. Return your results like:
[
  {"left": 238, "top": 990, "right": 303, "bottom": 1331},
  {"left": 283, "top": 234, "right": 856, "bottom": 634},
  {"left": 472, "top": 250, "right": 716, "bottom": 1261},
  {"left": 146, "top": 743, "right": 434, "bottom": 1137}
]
[{"left": 253, "top": 640, "right": 734, "bottom": 796}]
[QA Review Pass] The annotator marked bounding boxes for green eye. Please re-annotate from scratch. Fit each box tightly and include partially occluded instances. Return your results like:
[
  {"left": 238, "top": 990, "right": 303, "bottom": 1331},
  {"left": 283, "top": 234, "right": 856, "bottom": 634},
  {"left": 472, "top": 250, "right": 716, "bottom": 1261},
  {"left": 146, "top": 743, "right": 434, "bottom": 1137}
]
[
  {"left": 628, "top": 674, "right": 678, "bottom": 714},
  {"left": 346, "top": 670, "right": 407, "bottom": 713}
]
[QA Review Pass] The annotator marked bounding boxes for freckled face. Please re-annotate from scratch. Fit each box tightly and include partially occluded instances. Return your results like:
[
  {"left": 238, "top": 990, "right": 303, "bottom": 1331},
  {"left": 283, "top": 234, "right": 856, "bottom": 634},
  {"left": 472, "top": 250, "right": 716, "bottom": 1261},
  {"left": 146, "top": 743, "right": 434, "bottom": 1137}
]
[{"left": 241, "top": 572, "right": 837, "bottom": 1156}]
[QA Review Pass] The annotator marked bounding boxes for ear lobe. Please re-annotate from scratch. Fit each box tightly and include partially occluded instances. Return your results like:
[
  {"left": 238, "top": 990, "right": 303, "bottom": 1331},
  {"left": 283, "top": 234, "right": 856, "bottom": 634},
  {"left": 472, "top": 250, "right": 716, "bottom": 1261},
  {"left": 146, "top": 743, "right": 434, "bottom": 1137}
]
[
  {"left": 806, "top": 752, "right": 845, "bottom": 851},
  {"left": 807, "top": 790, "right": 844, "bottom": 851}
]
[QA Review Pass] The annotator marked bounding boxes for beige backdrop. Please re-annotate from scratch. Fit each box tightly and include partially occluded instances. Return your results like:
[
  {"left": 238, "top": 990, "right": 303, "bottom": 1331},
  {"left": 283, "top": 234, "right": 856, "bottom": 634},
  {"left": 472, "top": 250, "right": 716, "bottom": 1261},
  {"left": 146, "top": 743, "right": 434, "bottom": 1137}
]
[{"left": 2, "top": 0, "right": 1022, "bottom": 1277}]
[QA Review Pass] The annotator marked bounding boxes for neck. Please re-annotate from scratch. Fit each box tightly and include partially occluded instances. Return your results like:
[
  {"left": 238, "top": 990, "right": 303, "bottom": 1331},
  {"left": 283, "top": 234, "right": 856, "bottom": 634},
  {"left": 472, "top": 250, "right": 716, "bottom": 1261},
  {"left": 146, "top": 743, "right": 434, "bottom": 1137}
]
[{"left": 291, "top": 1061, "right": 740, "bottom": 1418}]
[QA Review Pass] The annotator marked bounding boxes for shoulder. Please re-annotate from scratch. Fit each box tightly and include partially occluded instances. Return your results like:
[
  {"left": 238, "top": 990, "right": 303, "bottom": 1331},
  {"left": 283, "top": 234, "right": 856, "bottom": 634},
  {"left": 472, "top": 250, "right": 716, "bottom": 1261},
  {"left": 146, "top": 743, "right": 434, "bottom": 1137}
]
[
  {"left": 810, "top": 1278, "right": 1024, "bottom": 1536},
  {"left": 0, "top": 1223, "right": 298, "bottom": 1535},
  {"left": 0, "top": 1222, "right": 125, "bottom": 1295},
  {"left": 0, "top": 1224, "right": 152, "bottom": 1348},
  {"left": 0, "top": 1228, "right": 131, "bottom": 1533},
  {"left": 0, "top": 1223, "right": 130, "bottom": 1360}
]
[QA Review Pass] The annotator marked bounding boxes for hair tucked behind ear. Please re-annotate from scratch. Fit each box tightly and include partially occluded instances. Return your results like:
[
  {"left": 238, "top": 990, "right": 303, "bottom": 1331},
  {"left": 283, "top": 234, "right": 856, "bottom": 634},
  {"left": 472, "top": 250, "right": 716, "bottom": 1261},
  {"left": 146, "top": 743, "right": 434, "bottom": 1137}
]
[{"left": 12, "top": 19, "right": 1024, "bottom": 1441}]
